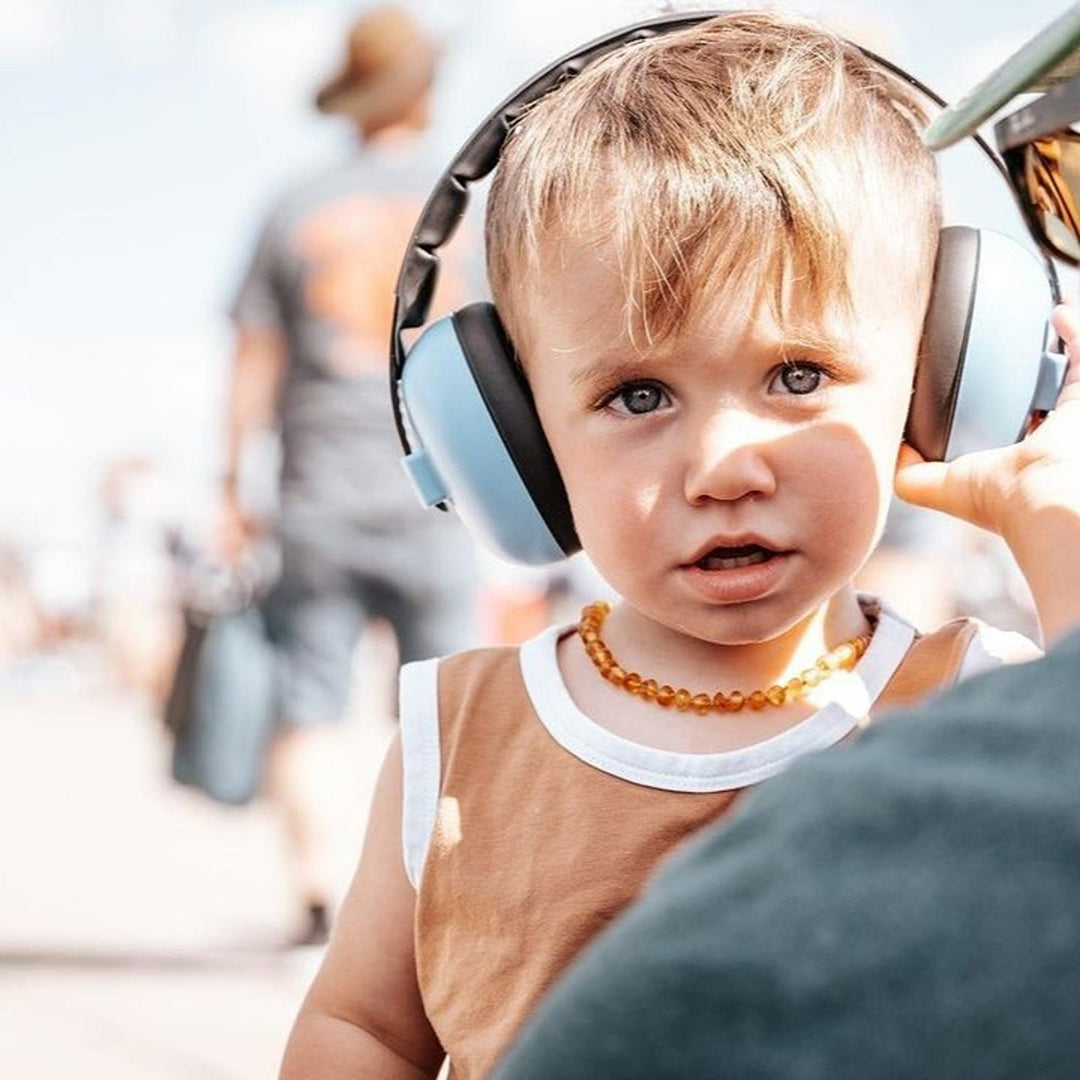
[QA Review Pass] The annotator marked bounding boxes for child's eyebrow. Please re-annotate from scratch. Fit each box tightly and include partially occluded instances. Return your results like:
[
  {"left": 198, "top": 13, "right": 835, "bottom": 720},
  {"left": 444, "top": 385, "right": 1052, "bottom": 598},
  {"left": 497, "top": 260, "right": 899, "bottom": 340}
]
[
  {"left": 568, "top": 351, "right": 647, "bottom": 389},
  {"left": 775, "top": 330, "right": 857, "bottom": 358},
  {"left": 566, "top": 332, "right": 857, "bottom": 388}
]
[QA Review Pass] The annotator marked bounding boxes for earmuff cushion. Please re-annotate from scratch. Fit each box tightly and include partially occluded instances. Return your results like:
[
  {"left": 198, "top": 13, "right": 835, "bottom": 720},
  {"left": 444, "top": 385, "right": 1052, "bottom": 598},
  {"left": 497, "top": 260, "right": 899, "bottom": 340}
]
[
  {"left": 911, "top": 226, "right": 1054, "bottom": 461},
  {"left": 909, "top": 226, "right": 978, "bottom": 462},
  {"left": 399, "top": 312, "right": 579, "bottom": 565},
  {"left": 452, "top": 303, "right": 579, "bottom": 557}
]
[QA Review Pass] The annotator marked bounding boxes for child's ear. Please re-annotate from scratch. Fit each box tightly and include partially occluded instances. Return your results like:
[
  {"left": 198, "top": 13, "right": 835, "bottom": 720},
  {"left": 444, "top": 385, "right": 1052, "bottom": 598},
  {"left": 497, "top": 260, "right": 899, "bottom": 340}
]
[
  {"left": 398, "top": 303, "right": 580, "bottom": 565},
  {"left": 908, "top": 226, "right": 1060, "bottom": 462}
]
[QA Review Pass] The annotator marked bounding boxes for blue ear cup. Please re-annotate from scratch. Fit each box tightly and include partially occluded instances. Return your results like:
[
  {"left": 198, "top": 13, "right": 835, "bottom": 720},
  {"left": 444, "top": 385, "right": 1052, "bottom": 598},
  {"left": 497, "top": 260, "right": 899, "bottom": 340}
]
[
  {"left": 910, "top": 225, "right": 1065, "bottom": 462},
  {"left": 399, "top": 302, "right": 580, "bottom": 565}
]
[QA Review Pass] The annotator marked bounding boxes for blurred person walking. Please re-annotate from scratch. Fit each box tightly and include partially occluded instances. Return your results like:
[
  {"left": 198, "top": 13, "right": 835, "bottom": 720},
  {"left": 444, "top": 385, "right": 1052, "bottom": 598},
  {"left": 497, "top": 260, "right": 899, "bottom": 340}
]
[{"left": 220, "top": 4, "right": 476, "bottom": 946}]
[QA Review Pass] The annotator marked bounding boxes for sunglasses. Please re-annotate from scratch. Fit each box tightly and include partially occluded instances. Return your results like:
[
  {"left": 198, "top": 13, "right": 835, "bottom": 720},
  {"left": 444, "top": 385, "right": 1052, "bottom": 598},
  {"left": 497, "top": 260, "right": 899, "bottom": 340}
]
[{"left": 996, "top": 74, "right": 1080, "bottom": 266}]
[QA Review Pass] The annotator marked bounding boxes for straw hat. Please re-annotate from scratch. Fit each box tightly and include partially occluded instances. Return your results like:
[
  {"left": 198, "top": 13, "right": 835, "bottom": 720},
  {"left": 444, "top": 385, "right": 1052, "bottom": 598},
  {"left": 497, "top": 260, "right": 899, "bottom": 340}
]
[{"left": 314, "top": 6, "right": 439, "bottom": 129}]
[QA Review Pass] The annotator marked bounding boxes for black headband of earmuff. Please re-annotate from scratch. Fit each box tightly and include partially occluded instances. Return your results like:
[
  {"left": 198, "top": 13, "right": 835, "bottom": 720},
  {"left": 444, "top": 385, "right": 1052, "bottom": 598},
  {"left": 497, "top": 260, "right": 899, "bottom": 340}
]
[{"left": 389, "top": 9, "right": 1057, "bottom": 453}]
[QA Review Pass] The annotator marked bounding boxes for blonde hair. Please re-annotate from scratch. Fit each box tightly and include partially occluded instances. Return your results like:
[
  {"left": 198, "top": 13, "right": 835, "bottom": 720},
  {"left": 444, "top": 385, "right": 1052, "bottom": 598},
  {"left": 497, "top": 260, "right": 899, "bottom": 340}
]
[{"left": 485, "top": 11, "right": 941, "bottom": 354}]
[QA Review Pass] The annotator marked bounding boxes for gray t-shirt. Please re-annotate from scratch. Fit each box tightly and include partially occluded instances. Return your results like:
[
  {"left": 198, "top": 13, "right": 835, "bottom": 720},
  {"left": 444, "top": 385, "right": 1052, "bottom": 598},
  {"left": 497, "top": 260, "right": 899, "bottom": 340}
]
[{"left": 231, "top": 149, "right": 441, "bottom": 549}]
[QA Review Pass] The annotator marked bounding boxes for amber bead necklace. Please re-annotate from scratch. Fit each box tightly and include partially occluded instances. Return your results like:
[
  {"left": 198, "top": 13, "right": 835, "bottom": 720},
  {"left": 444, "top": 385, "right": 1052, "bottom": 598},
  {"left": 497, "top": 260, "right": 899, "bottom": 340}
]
[{"left": 577, "top": 601, "right": 873, "bottom": 714}]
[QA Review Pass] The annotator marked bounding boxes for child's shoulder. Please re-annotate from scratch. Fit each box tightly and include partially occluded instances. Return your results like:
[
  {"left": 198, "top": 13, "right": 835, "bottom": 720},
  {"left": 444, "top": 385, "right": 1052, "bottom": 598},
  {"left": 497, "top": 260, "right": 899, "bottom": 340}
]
[
  {"left": 904, "top": 612, "right": 1040, "bottom": 683},
  {"left": 871, "top": 601, "right": 1039, "bottom": 709},
  {"left": 437, "top": 641, "right": 524, "bottom": 682},
  {"left": 942, "top": 616, "right": 1042, "bottom": 682},
  {"left": 401, "top": 622, "right": 566, "bottom": 698}
]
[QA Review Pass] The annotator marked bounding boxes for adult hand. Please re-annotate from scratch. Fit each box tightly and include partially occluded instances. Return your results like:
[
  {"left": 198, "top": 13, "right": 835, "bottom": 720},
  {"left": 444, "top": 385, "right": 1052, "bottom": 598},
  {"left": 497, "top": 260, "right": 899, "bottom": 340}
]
[
  {"left": 896, "top": 304, "right": 1080, "bottom": 534},
  {"left": 216, "top": 489, "right": 259, "bottom": 565}
]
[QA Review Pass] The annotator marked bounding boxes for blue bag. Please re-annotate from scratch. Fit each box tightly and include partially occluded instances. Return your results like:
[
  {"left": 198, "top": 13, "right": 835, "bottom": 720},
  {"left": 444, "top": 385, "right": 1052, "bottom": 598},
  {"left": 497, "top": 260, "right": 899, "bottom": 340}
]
[{"left": 165, "top": 602, "right": 276, "bottom": 807}]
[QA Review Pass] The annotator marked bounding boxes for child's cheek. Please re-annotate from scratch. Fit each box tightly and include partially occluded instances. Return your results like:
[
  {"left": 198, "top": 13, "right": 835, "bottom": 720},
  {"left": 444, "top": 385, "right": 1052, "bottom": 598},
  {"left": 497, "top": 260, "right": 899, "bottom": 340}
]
[{"left": 792, "top": 424, "right": 890, "bottom": 545}]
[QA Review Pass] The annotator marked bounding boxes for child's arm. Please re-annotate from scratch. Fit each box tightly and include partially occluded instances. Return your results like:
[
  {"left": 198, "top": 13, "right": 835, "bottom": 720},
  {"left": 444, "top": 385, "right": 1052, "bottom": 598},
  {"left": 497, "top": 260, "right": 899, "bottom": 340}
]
[
  {"left": 896, "top": 303, "right": 1080, "bottom": 647},
  {"left": 279, "top": 734, "right": 444, "bottom": 1079}
]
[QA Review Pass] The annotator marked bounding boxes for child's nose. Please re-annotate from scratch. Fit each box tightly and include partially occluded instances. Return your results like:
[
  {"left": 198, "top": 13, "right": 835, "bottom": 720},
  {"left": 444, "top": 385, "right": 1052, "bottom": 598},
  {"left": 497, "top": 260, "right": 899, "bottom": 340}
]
[{"left": 682, "top": 408, "right": 778, "bottom": 504}]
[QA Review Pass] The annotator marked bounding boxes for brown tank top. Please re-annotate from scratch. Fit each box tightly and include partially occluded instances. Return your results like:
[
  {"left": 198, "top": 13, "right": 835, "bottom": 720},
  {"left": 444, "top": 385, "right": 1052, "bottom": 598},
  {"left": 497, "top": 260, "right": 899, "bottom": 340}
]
[{"left": 414, "top": 617, "right": 978, "bottom": 1078}]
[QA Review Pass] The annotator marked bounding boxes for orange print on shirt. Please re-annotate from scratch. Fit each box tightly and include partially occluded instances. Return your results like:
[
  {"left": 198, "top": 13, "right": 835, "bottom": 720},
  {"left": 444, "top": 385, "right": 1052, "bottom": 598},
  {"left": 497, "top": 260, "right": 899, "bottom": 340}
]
[{"left": 295, "top": 193, "right": 467, "bottom": 377}]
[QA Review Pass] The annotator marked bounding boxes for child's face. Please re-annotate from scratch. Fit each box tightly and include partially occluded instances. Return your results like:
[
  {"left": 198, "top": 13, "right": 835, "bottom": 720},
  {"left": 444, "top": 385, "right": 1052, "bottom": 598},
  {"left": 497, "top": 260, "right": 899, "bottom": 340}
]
[{"left": 520, "top": 228, "right": 924, "bottom": 646}]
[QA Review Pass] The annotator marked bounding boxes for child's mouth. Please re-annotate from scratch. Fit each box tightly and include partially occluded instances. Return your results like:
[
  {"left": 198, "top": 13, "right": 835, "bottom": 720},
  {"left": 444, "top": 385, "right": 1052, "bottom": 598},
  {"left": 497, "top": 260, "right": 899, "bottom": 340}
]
[{"left": 695, "top": 544, "right": 776, "bottom": 571}]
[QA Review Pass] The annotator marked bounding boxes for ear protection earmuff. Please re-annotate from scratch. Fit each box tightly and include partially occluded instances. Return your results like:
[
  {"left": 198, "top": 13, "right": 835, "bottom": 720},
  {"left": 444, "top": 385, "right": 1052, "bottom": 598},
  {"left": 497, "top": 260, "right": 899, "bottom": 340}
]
[
  {"left": 912, "top": 226, "right": 1064, "bottom": 462},
  {"left": 390, "top": 12, "right": 1066, "bottom": 566}
]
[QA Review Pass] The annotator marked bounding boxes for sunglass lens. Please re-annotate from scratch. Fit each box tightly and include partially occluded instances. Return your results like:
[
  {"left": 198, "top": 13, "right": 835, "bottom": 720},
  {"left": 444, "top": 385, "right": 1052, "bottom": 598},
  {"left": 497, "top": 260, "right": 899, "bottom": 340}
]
[{"left": 1021, "top": 135, "right": 1080, "bottom": 263}]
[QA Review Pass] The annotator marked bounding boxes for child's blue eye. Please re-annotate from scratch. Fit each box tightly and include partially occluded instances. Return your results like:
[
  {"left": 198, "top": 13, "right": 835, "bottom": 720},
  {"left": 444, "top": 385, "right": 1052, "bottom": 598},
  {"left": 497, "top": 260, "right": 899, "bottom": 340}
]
[
  {"left": 773, "top": 362, "right": 824, "bottom": 396},
  {"left": 609, "top": 382, "right": 669, "bottom": 415}
]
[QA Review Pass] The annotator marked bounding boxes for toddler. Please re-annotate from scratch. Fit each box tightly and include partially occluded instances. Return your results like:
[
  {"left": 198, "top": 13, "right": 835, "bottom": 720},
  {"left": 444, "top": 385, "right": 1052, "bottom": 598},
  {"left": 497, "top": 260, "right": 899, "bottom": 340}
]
[{"left": 280, "top": 12, "right": 1070, "bottom": 1078}]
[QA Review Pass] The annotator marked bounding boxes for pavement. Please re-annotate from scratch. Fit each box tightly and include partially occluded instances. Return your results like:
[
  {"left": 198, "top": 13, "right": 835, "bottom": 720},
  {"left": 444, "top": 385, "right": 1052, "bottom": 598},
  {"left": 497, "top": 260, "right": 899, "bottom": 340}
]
[{"left": 0, "top": 641, "right": 396, "bottom": 1079}]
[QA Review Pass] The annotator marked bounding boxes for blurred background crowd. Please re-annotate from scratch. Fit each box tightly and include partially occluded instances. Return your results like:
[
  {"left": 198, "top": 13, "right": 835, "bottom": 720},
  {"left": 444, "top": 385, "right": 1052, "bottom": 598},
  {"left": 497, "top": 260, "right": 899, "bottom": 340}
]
[{"left": 0, "top": 0, "right": 1074, "bottom": 1076}]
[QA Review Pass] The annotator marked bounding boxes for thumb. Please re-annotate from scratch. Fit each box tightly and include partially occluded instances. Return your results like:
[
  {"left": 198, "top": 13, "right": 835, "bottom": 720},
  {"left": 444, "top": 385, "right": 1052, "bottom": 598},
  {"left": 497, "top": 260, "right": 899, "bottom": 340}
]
[
  {"left": 893, "top": 443, "right": 948, "bottom": 511},
  {"left": 893, "top": 442, "right": 993, "bottom": 528}
]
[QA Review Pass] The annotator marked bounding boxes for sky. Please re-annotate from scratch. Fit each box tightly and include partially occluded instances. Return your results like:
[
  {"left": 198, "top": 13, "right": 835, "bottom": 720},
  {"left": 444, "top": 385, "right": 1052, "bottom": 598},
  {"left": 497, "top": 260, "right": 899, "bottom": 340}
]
[{"left": 1, "top": 0, "right": 1075, "bottom": 563}]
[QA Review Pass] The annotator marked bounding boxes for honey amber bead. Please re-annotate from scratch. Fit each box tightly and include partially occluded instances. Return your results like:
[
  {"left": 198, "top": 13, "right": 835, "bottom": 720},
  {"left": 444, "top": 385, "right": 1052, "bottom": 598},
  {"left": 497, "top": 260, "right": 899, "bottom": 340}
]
[
  {"left": 599, "top": 660, "right": 614, "bottom": 677},
  {"left": 581, "top": 629, "right": 599, "bottom": 644},
  {"left": 713, "top": 692, "right": 729, "bottom": 711},
  {"left": 624, "top": 672, "right": 643, "bottom": 694},
  {"left": 834, "top": 643, "right": 855, "bottom": 665},
  {"left": 748, "top": 690, "right": 768, "bottom": 710},
  {"left": 609, "top": 665, "right": 626, "bottom": 686},
  {"left": 656, "top": 685, "right": 676, "bottom": 707},
  {"left": 802, "top": 668, "right": 821, "bottom": 687},
  {"left": 674, "top": 688, "right": 692, "bottom": 711},
  {"left": 728, "top": 690, "right": 745, "bottom": 711},
  {"left": 766, "top": 684, "right": 786, "bottom": 707},
  {"left": 691, "top": 692, "right": 712, "bottom": 714},
  {"left": 642, "top": 679, "right": 659, "bottom": 700},
  {"left": 786, "top": 677, "right": 803, "bottom": 698}
]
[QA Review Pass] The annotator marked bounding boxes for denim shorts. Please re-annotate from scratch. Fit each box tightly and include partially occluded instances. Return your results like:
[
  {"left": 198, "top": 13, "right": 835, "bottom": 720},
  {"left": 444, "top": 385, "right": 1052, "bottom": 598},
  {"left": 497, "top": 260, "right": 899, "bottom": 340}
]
[{"left": 262, "top": 528, "right": 476, "bottom": 726}]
